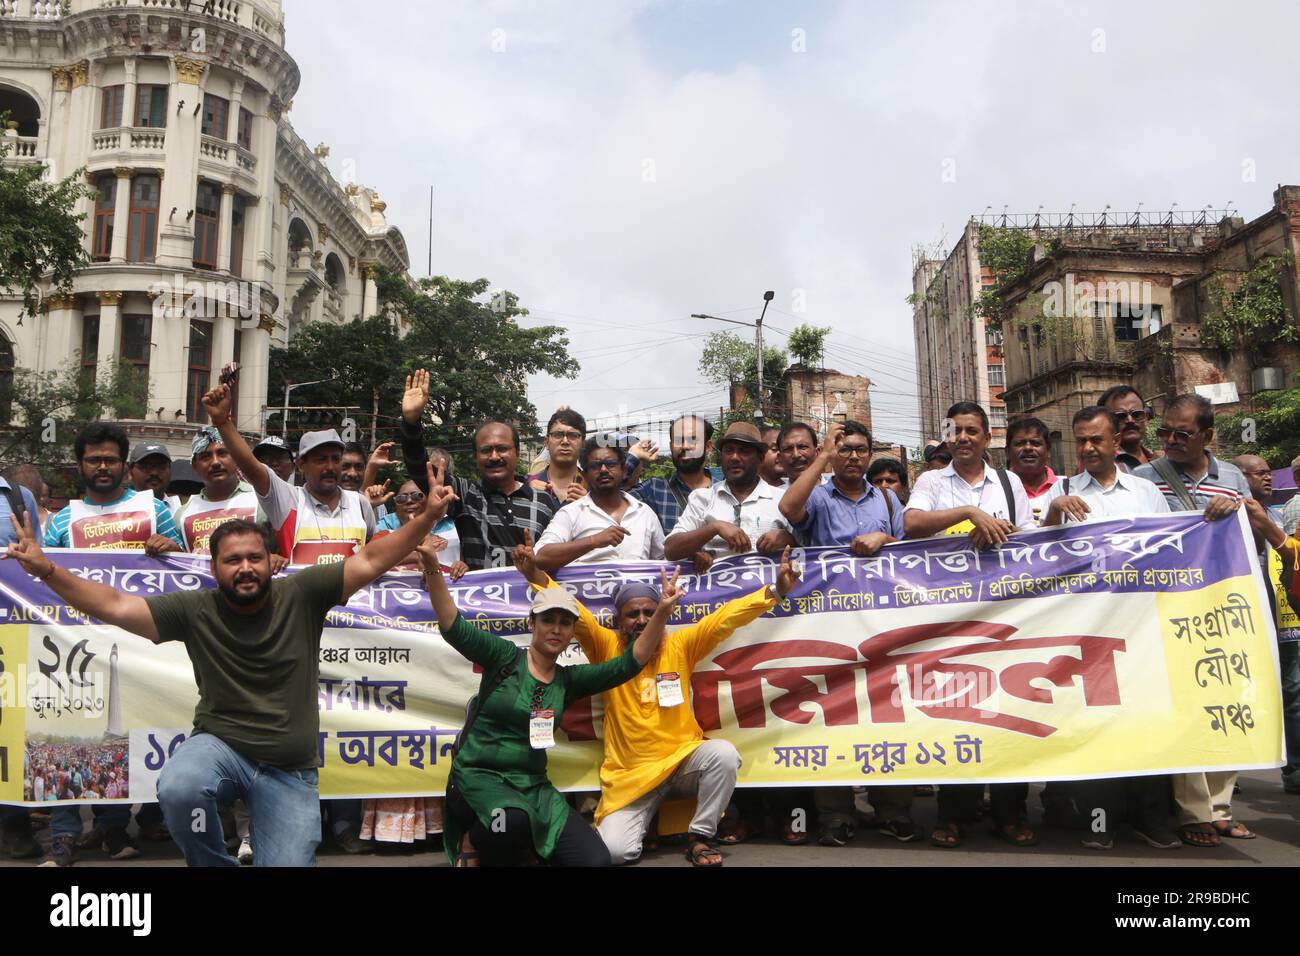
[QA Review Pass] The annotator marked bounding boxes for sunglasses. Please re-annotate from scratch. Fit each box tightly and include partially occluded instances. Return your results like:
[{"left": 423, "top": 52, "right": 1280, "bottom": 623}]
[
  {"left": 1154, "top": 426, "right": 1200, "bottom": 442},
  {"left": 1115, "top": 409, "right": 1152, "bottom": 422},
  {"left": 394, "top": 492, "right": 426, "bottom": 505}
]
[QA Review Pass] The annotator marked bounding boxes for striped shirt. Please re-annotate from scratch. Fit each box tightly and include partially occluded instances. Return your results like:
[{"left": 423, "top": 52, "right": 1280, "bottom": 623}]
[
  {"left": 1132, "top": 455, "right": 1251, "bottom": 512},
  {"left": 44, "top": 489, "right": 183, "bottom": 549},
  {"left": 447, "top": 474, "right": 555, "bottom": 571}
]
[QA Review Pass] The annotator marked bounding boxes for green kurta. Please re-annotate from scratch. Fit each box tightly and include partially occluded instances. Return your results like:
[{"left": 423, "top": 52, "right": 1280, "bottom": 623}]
[{"left": 442, "top": 613, "right": 641, "bottom": 864}]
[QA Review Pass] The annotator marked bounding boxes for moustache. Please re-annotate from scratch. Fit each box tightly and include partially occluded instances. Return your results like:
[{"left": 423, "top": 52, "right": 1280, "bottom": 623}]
[{"left": 234, "top": 573, "right": 259, "bottom": 584}]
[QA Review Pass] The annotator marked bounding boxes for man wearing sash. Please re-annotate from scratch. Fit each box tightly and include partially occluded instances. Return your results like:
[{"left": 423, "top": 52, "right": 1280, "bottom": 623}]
[
  {"left": 38, "top": 423, "right": 183, "bottom": 866},
  {"left": 203, "top": 371, "right": 376, "bottom": 567},
  {"left": 1133, "top": 393, "right": 1254, "bottom": 846},
  {"left": 1041, "top": 406, "right": 1179, "bottom": 850},
  {"left": 903, "top": 401, "right": 1037, "bottom": 849},
  {"left": 128, "top": 441, "right": 181, "bottom": 514},
  {"left": 174, "top": 426, "right": 267, "bottom": 555}
]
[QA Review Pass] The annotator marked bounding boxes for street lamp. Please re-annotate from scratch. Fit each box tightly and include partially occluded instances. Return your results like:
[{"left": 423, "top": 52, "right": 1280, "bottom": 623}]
[
  {"left": 692, "top": 290, "right": 776, "bottom": 421},
  {"left": 281, "top": 369, "right": 338, "bottom": 439}
]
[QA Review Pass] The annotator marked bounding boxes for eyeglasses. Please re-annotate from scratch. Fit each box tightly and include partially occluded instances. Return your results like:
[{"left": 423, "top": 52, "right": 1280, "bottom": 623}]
[
  {"left": 393, "top": 492, "right": 426, "bottom": 505},
  {"left": 1155, "top": 426, "right": 1200, "bottom": 442},
  {"left": 1115, "top": 409, "right": 1151, "bottom": 422},
  {"left": 587, "top": 460, "right": 621, "bottom": 472},
  {"left": 837, "top": 445, "right": 871, "bottom": 459},
  {"left": 549, "top": 430, "right": 582, "bottom": 444},
  {"left": 83, "top": 456, "right": 123, "bottom": 468},
  {"left": 477, "top": 445, "right": 514, "bottom": 457}
]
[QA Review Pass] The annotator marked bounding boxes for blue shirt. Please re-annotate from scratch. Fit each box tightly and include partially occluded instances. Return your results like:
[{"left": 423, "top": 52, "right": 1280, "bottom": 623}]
[
  {"left": 44, "top": 489, "right": 183, "bottom": 549},
  {"left": 631, "top": 467, "right": 723, "bottom": 535},
  {"left": 795, "top": 480, "right": 904, "bottom": 547},
  {"left": 377, "top": 511, "right": 455, "bottom": 536},
  {"left": 0, "top": 478, "right": 40, "bottom": 547}
]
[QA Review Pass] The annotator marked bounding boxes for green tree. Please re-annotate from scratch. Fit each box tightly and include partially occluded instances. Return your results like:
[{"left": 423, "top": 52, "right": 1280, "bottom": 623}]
[
  {"left": 0, "top": 118, "right": 94, "bottom": 318},
  {"left": 0, "top": 360, "right": 153, "bottom": 486},
  {"left": 787, "top": 323, "right": 830, "bottom": 367},
  {"left": 1218, "top": 378, "right": 1300, "bottom": 465},
  {"left": 1201, "top": 253, "right": 1294, "bottom": 365},
  {"left": 698, "top": 331, "right": 787, "bottom": 413},
  {"left": 268, "top": 269, "right": 580, "bottom": 464},
  {"left": 972, "top": 224, "right": 1038, "bottom": 328}
]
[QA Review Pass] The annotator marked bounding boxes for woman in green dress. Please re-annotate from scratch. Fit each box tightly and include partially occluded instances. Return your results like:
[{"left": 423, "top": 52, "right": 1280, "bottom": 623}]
[{"left": 418, "top": 540, "right": 683, "bottom": 866}]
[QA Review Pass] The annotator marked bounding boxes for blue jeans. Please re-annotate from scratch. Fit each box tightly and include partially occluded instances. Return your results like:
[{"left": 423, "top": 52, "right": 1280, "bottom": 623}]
[
  {"left": 1280, "top": 642, "right": 1300, "bottom": 781},
  {"left": 50, "top": 804, "right": 131, "bottom": 840},
  {"left": 156, "top": 733, "right": 320, "bottom": 867}
]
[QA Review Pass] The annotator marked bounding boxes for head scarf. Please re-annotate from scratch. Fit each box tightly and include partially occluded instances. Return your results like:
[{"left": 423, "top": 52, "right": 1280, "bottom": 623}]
[
  {"left": 613, "top": 581, "right": 661, "bottom": 611},
  {"left": 191, "top": 426, "right": 224, "bottom": 458}
]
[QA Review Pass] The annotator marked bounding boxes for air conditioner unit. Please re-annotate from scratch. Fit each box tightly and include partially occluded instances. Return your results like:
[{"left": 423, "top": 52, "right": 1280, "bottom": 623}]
[{"left": 1253, "top": 367, "right": 1286, "bottom": 392}]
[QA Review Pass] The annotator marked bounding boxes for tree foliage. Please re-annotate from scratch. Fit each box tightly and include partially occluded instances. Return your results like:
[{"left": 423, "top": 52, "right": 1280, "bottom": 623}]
[
  {"left": 0, "top": 361, "right": 153, "bottom": 487},
  {"left": 698, "top": 332, "right": 787, "bottom": 395},
  {"left": 787, "top": 323, "right": 830, "bottom": 367},
  {"left": 972, "top": 225, "right": 1038, "bottom": 328},
  {"left": 1201, "top": 252, "right": 1294, "bottom": 362},
  {"left": 268, "top": 269, "right": 579, "bottom": 462},
  {"left": 0, "top": 120, "right": 94, "bottom": 318},
  {"left": 1217, "top": 378, "right": 1300, "bottom": 466}
]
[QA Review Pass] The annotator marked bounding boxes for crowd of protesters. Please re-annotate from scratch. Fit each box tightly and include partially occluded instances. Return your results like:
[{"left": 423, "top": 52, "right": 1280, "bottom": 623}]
[{"left": 0, "top": 366, "right": 1296, "bottom": 867}]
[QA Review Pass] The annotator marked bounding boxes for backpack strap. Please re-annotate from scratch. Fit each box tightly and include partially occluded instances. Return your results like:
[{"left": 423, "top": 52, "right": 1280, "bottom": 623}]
[
  {"left": 1062, "top": 476, "right": 1070, "bottom": 495},
  {"left": 453, "top": 646, "right": 523, "bottom": 758},
  {"left": 995, "top": 468, "right": 1017, "bottom": 526},
  {"left": 1, "top": 481, "right": 25, "bottom": 531},
  {"left": 1151, "top": 456, "right": 1199, "bottom": 512}
]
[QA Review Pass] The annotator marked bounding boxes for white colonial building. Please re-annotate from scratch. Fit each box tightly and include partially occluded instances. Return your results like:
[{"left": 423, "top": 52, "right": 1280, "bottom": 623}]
[{"left": 0, "top": 0, "right": 411, "bottom": 455}]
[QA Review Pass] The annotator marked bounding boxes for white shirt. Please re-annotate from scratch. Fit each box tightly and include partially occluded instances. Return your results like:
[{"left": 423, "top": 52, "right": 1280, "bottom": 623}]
[
  {"left": 906, "top": 462, "right": 1036, "bottom": 532},
  {"left": 535, "top": 492, "right": 665, "bottom": 563},
  {"left": 670, "top": 479, "right": 793, "bottom": 557},
  {"left": 1040, "top": 468, "right": 1172, "bottom": 522}
]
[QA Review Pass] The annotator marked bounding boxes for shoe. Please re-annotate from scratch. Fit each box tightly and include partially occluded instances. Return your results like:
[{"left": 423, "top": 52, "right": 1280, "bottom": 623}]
[
  {"left": 39, "top": 835, "right": 77, "bottom": 867},
  {"left": 818, "top": 823, "right": 853, "bottom": 847},
  {"left": 237, "top": 839, "right": 253, "bottom": 865},
  {"left": 102, "top": 828, "right": 141, "bottom": 861},
  {"left": 334, "top": 826, "right": 374, "bottom": 855},
  {"left": 1081, "top": 831, "right": 1114, "bottom": 850},
  {"left": 1, "top": 821, "right": 41, "bottom": 860},
  {"left": 878, "top": 817, "right": 921, "bottom": 842},
  {"left": 1131, "top": 824, "right": 1182, "bottom": 850}
]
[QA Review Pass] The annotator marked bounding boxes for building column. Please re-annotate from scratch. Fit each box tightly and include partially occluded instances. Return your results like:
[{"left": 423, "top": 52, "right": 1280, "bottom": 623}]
[
  {"left": 359, "top": 263, "right": 373, "bottom": 318},
  {"left": 95, "top": 291, "right": 122, "bottom": 377},
  {"left": 122, "top": 57, "right": 137, "bottom": 128},
  {"left": 241, "top": 312, "right": 274, "bottom": 434},
  {"left": 157, "top": 54, "right": 206, "bottom": 268},
  {"left": 254, "top": 96, "right": 282, "bottom": 288},
  {"left": 39, "top": 294, "right": 80, "bottom": 378},
  {"left": 217, "top": 183, "right": 236, "bottom": 273},
  {"left": 109, "top": 166, "right": 131, "bottom": 262}
]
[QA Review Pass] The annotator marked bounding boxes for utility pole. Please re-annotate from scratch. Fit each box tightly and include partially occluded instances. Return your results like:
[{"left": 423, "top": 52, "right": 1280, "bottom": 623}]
[{"left": 692, "top": 289, "right": 777, "bottom": 422}]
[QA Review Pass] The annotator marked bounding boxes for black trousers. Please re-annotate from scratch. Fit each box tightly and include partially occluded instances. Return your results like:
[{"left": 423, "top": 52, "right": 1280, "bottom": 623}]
[
  {"left": 937, "top": 783, "right": 1028, "bottom": 827},
  {"left": 1075, "top": 775, "right": 1172, "bottom": 832},
  {"left": 450, "top": 792, "right": 610, "bottom": 867}
]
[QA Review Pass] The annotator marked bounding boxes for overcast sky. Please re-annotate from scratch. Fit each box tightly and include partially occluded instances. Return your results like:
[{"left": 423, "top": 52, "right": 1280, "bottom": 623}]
[{"left": 283, "top": 0, "right": 1299, "bottom": 450}]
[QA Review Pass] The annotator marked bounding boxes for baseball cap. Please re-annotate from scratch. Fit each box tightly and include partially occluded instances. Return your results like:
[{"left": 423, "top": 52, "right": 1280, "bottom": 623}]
[
  {"left": 923, "top": 441, "right": 950, "bottom": 462},
  {"left": 529, "top": 587, "right": 581, "bottom": 619},
  {"left": 253, "top": 435, "right": 295, "bottom": 460},
  {"left": 297, "top": 429, "right": 346, "bottom": 460},
  {"left": 130, "top": 441, "right": 171, "bottom": 465}
]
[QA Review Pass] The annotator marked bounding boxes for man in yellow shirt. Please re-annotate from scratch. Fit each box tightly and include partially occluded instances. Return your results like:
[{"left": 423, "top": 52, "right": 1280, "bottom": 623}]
[{"left": 512, "top": 539, "right": 801, "bottom": 867}]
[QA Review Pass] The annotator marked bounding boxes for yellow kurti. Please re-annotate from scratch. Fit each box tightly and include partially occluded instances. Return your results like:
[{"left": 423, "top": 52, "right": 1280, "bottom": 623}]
[{"left": 544, "top": 576, "right": 776, "bottom": 822}]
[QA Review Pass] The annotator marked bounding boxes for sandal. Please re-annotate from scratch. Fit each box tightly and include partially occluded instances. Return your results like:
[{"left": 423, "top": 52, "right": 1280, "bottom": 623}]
[
  {"left": 781, "top": 818, "right": 809, "bottom": 846},
  {"left": 992, "top": 822, "right": 1038, "bottom": 847},
  {"left": 685, "top": 837, "right": 723, "bottom": 867},
  {"left": 930, "top": 821, "right": 962, "bottom": 848},
  {"left": 1178, "top": 823, "right": 1222, "bottom": 848},
  {"left": 454, "top": 833, "right": 480, "bottom": 867},
  {"left": 1211, "top": 820, "right": 1256, "bottom": 840},
  {"left": 715, "top": 818, "right": 761, "bottom": 845}
]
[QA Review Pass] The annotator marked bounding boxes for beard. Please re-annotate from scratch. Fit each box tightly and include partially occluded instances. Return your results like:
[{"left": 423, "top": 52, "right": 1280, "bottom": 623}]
[
  {"left": 674, "top": 454, "right": 706, "bottom": 474},
  {"left": 219, "top": 574, "right": 271, "bottom": 607}
]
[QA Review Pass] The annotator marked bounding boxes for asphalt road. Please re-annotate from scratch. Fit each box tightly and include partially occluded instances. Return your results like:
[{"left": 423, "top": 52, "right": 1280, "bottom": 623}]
[{"left": 3, "top": 770, "right": 1295, "bottom": 868}]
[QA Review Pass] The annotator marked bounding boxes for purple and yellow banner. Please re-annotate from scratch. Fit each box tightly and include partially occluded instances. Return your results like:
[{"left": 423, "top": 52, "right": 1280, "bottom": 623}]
[{"left": 0, "top": 510, "right": 1282, "bottom": 805}]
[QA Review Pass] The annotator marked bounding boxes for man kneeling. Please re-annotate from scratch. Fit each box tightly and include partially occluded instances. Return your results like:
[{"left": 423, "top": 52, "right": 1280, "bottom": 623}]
[{"left": 514, "top": 536, "right": 800, "bottom": 866}]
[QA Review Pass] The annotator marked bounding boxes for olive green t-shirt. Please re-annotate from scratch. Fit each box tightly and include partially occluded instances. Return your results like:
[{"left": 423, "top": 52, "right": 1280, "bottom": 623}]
[{"left": 146, "top": 563, "right": 344, "bottom": 769}]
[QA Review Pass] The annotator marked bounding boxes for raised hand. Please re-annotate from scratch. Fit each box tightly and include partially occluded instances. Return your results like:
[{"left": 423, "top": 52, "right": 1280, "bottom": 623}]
[
  {"left": 366, "top": 480, "right": 394, "bottom": 509},
  {"left": 402, "top": 369, "right": 431, "bottom": 425},
  {"left": 368, "top": 442, "right": 397, "bottom": 468},
  {"left": 423, "top": 458, "right": 457, "bottom": 521},
  {"left": 658, "top": 566, "right": 685, "bottom": 610},
  {"left": 512, "top": 527, "right": 543, "bottom": 584},
  {"left": 819, "top": 422, "right": 845, "bottom": 460},
  {"left": 4, "top": 513, "right": 53, "bottom": 580},
  {"left": 630, "top": 438, "right": 658, "bottom": 461},
  {"left": 202, "top": 381, "right": 233, "bottom": 428},
  {"left": 775, "top": 545, "right": 802, "bottom": 598}
]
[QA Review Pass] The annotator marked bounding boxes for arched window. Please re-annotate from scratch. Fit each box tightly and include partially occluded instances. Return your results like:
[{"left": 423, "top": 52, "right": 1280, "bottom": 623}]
[
  {"left": 0, "top": 85, "right": 42, "bottom": 137},
  {"left": 325, "top": 253, "right": 345, "bottom": 293}
]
